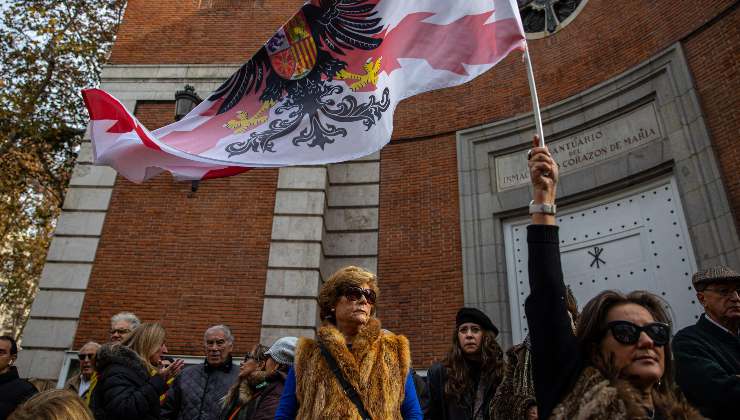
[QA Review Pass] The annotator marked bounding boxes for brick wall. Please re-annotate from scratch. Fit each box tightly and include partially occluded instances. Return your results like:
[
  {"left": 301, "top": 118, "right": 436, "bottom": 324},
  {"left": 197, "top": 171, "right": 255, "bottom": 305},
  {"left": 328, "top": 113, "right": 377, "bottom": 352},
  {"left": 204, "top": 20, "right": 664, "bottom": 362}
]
[
  {"left": 108, "top": 0, "right": 304, "bottom": 65},
  {"left": 73, "top": 102, "right": 278, "bottom": 355},
  {"left": 377, "top": 135, "right": 463, "bottom": 367},
  {"left": 683, "top": 5, "right": 740, "bottom": 231}
]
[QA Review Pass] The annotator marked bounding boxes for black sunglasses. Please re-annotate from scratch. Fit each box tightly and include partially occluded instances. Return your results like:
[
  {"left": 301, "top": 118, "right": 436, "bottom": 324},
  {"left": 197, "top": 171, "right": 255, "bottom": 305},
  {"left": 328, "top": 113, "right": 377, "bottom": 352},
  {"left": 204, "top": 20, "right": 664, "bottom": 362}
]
[
  {"left": 341, "top": 286, "right": 377, "bottom": 305},
  {"left": 78, "top": 353, "right": 94, "bottom": 361},
  {"left": 605, "top": 320, "right": 671, "bottom": 347}
]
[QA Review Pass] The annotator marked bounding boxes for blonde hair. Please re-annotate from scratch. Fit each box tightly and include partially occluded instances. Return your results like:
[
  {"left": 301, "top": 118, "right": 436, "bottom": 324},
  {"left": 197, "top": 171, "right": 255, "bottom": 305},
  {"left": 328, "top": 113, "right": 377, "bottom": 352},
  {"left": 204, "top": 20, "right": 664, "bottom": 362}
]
[
  {"left": 318, "top": 266, "right": 379, "bottom": 322},
  {"left": 9, "top": 389, "right": 93, "bottom": 420},
  {"left": 121, "top": 323, "right": 166, "bottom": 372}
]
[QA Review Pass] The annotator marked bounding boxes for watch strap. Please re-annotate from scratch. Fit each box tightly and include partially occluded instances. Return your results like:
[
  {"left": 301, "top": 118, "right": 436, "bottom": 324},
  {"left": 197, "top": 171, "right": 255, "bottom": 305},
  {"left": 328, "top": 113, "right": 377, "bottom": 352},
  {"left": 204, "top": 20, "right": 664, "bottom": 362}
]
[{"left": 529, "top": 200, "right": 557, "bottom": 215}]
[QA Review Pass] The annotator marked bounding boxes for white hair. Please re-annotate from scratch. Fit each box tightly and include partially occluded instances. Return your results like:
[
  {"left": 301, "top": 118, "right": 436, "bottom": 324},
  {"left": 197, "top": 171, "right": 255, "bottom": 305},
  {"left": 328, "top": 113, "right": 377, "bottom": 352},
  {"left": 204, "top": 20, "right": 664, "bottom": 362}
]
[
  {"left": 204, "top": 324, "right": 234, "bottom": 343},
  {"left": 110, "top": 312, "right": 141, "bottom": 330},
  {"left": 79, "top": 341, "right": 101, "bottom": 352}
]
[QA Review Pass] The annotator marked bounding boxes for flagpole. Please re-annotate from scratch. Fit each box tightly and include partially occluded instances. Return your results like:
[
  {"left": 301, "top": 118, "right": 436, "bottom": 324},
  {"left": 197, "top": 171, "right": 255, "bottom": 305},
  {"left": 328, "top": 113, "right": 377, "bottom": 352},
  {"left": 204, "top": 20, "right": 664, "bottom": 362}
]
[{"left": 523, "top": 46, "right": 545, "bottom": 148}]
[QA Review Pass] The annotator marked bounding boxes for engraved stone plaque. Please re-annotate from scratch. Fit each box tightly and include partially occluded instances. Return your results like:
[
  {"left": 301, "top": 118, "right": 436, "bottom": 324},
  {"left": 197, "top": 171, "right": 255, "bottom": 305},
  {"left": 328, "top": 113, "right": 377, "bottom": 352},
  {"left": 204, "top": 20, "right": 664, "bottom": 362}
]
[{"left": 494, "top": 103, "right": 662, "bottom": 191}]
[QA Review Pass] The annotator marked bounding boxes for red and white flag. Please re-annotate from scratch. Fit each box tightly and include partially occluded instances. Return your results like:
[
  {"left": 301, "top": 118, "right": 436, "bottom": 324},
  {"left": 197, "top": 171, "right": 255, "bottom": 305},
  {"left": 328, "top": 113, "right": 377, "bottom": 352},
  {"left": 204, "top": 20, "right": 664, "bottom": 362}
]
[{"left": 83, "top": 0, "right": 526, "bottom": 182}]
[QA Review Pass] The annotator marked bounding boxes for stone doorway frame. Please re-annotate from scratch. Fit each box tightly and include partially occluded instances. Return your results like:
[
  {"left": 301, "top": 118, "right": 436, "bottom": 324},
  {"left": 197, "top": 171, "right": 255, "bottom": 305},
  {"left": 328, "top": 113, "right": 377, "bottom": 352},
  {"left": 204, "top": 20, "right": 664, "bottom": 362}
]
[{"left": 456, "top": 43, "right": 740, "bottom": 348}]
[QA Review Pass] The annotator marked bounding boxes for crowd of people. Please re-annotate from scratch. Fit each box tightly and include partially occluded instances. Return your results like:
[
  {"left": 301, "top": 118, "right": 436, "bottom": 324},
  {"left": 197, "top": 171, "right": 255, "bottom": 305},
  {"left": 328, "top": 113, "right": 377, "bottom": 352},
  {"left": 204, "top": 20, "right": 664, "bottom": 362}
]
[{"left": 1, "top": 137, "right": 738, "bottom": 419}]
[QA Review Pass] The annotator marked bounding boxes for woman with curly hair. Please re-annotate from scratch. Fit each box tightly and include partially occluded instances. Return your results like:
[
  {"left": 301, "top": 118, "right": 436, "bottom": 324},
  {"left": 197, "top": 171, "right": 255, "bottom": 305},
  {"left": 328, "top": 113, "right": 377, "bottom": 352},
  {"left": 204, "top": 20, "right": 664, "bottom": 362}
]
[
  {"left": 275, "top": 265, "right": 422, "bottom": 419},
  {"left": 427, "top": 307, "right": 504, "bottom": 420}
]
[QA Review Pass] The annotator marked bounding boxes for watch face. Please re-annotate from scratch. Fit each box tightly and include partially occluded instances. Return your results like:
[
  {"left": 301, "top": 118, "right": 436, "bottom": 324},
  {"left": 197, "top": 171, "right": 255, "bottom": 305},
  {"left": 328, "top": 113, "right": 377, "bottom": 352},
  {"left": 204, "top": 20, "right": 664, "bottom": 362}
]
[{"left": 529, "top": 202, "right": 556, "bottom": 215}]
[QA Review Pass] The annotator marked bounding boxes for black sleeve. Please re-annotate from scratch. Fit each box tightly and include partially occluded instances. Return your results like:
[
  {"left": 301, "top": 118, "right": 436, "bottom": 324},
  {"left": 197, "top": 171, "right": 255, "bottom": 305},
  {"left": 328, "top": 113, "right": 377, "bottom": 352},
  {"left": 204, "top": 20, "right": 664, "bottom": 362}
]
[
  {"left": 425, "top": 364, "right": 445, "bottom": 420},
  {"left": 524, "top": 224, "right": 583, "bottom": 420},
  {"left": 411, "top": 370, "right": 430, "bottom": 417},
  {"left": 99, "top": 369, "right": 166, "bottom": 420}
]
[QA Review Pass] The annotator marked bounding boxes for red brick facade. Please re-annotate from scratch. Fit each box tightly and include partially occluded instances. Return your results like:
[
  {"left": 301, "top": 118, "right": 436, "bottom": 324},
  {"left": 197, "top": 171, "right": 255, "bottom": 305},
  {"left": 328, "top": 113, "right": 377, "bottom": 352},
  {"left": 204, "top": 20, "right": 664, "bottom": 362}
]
[
  {"left": 378, "top": 135, "right": 464, "bottom": 366},
  {"left": 75, "top": 0, "right": 739, "bottom": 364}
]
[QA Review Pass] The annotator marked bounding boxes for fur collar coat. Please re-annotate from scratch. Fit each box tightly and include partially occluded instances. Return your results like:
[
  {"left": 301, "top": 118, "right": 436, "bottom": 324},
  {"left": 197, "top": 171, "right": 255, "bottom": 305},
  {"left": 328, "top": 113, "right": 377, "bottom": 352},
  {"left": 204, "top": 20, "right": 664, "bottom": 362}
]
[
  {"left": 220, "top": 370, "right": 285, "bottom": 420},
  {"left": 550, "top": 366, "right": 704, "bottom": 420},
  {"left": 294, "top": 318, "right": 411, "bottom": 419}
]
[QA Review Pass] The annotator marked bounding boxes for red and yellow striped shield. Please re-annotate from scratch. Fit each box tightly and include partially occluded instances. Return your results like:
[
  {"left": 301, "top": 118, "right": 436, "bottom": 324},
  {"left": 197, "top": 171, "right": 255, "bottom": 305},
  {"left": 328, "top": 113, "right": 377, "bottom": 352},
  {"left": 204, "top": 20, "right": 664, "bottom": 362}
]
[{"left": 267, "top": 11, "right": 317, "bottom": 80}]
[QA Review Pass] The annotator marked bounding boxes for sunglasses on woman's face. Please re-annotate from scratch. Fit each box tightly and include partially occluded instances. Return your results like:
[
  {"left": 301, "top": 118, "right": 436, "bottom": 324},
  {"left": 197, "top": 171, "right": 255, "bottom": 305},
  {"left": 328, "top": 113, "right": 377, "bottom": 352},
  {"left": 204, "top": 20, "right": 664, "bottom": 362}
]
[
  {"left": 341, "top": 286, "right": 377, "bottom": 305},
  {"left": 605, "top": 320, "right": 671, "bottom": 346}
]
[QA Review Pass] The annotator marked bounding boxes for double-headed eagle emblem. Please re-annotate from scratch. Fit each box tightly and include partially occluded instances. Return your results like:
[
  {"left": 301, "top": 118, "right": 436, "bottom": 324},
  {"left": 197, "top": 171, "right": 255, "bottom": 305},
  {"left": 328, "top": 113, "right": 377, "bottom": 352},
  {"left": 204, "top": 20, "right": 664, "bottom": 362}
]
[{"left": 209, "top": 0, "right": 390, "bottom": 155}]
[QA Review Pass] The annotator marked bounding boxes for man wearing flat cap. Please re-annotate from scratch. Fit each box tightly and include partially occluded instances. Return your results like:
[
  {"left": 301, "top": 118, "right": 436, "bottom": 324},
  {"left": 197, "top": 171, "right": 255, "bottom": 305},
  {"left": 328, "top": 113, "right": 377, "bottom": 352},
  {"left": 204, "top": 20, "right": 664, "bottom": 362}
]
[
  {"left": 673, "top": 265, "right": 740, "bottom": 420},
  {"left": 427, "top": 307, "right": 503, "bottom": 420}
]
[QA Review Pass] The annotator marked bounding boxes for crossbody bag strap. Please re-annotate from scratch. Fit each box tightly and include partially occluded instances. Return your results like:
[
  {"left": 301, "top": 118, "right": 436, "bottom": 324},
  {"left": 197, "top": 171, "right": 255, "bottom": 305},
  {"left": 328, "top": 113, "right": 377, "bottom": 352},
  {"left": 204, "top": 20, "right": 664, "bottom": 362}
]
[{"left": 318, "top": 342, "right": 373, "bottom": 420}]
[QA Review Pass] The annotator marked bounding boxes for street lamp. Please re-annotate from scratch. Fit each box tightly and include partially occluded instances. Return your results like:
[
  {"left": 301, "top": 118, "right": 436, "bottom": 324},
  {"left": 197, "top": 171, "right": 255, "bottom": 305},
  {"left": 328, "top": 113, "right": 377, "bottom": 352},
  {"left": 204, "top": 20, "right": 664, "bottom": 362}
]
[
  {"left": 174, "top": 85, "right": 202, "bottom": 121},
  {"left": 174, "top": 85, "right": 203, "bottom": 193}
]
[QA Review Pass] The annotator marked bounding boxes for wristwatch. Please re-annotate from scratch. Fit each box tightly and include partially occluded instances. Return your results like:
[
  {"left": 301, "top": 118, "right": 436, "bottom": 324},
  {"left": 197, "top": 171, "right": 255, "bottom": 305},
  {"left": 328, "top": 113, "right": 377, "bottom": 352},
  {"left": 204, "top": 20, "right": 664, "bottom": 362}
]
[{"left": 529, "top": 200, "right": 557, "bottom": 215}]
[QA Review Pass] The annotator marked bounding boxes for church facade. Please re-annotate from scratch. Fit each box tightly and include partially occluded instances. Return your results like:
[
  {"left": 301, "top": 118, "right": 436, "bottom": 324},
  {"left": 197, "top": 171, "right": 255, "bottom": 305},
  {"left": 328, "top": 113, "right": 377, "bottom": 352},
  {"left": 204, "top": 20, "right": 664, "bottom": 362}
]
[{"left": 17, "top": 0, "right": 740, "bottom": 382}]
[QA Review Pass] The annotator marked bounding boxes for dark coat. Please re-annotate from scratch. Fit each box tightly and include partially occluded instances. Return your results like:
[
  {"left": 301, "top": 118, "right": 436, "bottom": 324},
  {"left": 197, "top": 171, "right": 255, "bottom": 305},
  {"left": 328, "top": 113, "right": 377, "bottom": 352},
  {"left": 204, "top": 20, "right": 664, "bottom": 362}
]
[
  {"left": 674, "top": 314, "right": 740, "bottom": 420},
  {"left": 0, "top": 366, "right": 37, "bottom": 420},
  {"left": 426, "top": 362, "right": 498, "bottom": 420},
  {"left": 220, "top": 371, "right": 286, "bottom": 420},
  {"left": 90, "top": 343, "right": 167, "bottom": 420},
  {"left": 412, "top": 369, "right": 430, "bottom": 417},
  {"left": 161, "top": 356, "right": 238, "bottom": 420}
]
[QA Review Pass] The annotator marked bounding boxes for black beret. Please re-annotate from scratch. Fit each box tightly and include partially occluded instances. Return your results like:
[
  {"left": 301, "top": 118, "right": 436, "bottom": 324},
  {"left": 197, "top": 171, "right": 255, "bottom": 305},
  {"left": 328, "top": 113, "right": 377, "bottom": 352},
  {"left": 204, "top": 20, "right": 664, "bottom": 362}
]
[{"left": 456, "top": 307, "right": 499, "bottom": 336}]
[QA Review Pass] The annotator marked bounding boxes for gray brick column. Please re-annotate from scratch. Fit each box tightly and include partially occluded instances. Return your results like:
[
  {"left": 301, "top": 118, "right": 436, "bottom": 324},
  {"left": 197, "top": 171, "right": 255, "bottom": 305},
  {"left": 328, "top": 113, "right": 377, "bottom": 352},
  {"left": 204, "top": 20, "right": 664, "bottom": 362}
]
[
  {"left": 15, "top": 136, "right": 117, "bottom": 380},
  {"left": 259, "top": 167, "right": 327, "bottom": 345},
  {"left": 259, "top": 152, "right": 381, "bottom": 345},
  {"left": 321, "top": 152, "right": 380, "bottom": 280}
]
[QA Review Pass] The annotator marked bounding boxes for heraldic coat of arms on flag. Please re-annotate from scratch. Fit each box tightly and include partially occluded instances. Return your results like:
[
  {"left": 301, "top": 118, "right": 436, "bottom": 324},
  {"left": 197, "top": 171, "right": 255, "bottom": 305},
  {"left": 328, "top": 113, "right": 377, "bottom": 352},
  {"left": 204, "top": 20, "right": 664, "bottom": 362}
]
[{"left": 82, "top": 0, "right": 526, "bottom": 183}]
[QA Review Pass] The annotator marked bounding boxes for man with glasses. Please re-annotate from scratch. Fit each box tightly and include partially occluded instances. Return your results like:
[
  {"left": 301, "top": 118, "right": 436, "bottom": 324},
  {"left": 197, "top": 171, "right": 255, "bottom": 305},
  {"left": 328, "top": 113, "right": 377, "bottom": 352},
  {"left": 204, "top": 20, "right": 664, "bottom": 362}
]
[
  {"left": 65, "top": 341, "right": 100, "bottom": 405},
  {"left": 161, "top": 324, "right": 238, "bottom": 420},
  {"left": 109, "top": 311, "right": 140, "bottom": 343},
  {"left": 674, "top": 265, "right": 740, "bottom": 420}
]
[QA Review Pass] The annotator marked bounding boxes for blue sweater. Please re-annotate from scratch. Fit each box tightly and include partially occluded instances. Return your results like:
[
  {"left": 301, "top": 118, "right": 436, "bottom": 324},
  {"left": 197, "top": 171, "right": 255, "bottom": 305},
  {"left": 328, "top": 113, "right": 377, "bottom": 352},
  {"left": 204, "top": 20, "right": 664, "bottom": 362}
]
[{"left": 274, "top": 367, "right": 423, "bottom": 419}]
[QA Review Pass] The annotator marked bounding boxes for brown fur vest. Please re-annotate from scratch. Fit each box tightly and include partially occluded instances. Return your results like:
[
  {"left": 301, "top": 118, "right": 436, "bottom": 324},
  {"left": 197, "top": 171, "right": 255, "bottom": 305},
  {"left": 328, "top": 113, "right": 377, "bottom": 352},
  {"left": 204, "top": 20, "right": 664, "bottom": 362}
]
[
  {"left": 550, "top": 367, "right": 704, "bottom": 420},
  {"left": 294, "top": 318, "right": 411, "bottom": 420}
]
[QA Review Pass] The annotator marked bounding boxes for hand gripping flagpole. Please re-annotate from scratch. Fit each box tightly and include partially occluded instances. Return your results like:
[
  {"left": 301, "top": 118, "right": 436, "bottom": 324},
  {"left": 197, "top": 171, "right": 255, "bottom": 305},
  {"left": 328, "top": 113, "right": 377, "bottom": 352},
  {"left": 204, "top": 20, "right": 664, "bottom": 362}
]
[{"left": 523, "top": 45, "right": 545, "bottom": 148}]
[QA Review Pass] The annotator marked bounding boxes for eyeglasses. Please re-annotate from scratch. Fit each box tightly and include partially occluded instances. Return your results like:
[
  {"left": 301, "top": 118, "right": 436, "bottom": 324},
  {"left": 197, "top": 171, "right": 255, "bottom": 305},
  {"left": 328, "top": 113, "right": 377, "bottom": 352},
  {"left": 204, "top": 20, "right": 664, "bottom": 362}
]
[
  {"left": 78, "top": 354, "right": 95, "bottom": 361},
  {"left": 605, "top": 320, "right": 671, "bottom": 347},
  {"left": 703, "top": 285, "right": 740, "bottom": 298},
  {"left": 341, "top": 286, "right": 377, "bottom": 305},
  {"left": 110, "top": 328, "right": 131, "bottom": 335}
]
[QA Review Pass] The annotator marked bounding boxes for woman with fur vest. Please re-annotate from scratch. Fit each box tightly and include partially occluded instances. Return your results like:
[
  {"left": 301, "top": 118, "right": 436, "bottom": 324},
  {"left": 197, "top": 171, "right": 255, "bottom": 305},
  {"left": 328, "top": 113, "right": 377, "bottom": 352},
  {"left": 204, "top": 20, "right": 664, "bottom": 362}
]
[
  {"left": 526, "top": 137, "right": 702, "bottom": 420},
  {"left": 426, "top": 307, "right": 504, "bottom": 420},
  {"left": 90, "top": 323, "right": 184, "bottom": 420},
  {"left": 275, "top": 265, "right": 423, "bottom": 419}
]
